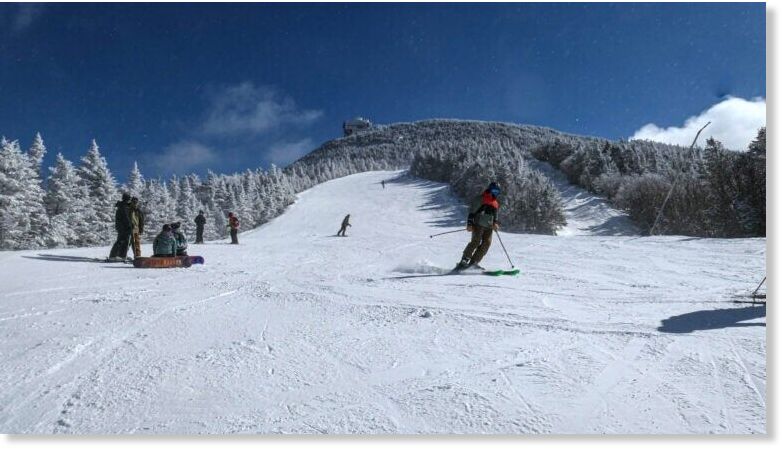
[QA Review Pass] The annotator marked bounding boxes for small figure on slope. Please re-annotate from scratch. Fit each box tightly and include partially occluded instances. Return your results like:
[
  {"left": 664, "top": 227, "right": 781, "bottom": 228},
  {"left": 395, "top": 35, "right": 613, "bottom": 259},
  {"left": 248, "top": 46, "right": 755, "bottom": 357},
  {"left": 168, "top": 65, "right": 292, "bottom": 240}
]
[
  {"left": 194, "top": 210, "right": 206, "bottom": 244},
  {"left": 152, "top": 224, "right": 177, "bottom": 257},
  {"left": 337, "top": 214, "right": 351, "bottom": 237},
  {"left": 455, "top": 182, "right": 501, "bottom": 271},
  {"left": 227, "top": 212, "right": 240, "bottom": 244},
  {"left": 171, "top": 222, "right": 188, "bottom": 256}
]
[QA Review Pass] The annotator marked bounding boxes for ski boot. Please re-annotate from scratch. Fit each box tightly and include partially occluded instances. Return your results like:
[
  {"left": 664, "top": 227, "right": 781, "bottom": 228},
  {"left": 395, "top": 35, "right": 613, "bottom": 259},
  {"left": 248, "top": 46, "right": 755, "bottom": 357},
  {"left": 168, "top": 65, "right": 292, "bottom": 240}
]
[{"left": 454, "top": 257, "right": 471, "bottom": 271}]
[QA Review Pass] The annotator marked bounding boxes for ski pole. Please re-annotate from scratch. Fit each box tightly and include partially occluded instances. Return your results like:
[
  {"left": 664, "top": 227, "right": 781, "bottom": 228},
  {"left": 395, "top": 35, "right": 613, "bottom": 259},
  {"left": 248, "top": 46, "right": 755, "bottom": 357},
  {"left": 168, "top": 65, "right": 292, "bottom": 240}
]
[
  {"left": 494, "top": 230, "right": 515, "bottom": 268},
  {"left": 429, "top": 229, "right": 464, "bottom": 239}
]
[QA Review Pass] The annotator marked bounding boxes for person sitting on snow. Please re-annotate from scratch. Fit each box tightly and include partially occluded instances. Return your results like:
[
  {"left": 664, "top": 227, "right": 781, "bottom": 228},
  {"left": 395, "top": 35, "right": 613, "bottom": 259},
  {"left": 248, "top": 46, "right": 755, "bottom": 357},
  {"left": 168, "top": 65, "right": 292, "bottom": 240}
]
[
  {"left": 152, "top": 224, "right": 177, "bottom": 257},
  {"left": 171, "top": 222, "right": 188, "bottom": 256}
]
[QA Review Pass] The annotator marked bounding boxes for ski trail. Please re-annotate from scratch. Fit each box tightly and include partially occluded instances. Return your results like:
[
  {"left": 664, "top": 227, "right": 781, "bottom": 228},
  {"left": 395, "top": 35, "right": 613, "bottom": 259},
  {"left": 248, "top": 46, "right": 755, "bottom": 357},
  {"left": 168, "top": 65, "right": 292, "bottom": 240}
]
[
  {"left": 0, "top": 170, "right": 765, "bottom": 434},
  {"left": 529, "top": 160, "right": 639, "bottom": 236}
]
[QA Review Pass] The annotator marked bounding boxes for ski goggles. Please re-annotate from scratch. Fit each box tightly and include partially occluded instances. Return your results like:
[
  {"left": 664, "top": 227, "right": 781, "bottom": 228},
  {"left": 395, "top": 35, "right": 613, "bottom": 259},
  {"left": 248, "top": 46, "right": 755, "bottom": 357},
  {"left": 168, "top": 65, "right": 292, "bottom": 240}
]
[{"left": 489, "top": 187, "right": 501, "bottom": 196}]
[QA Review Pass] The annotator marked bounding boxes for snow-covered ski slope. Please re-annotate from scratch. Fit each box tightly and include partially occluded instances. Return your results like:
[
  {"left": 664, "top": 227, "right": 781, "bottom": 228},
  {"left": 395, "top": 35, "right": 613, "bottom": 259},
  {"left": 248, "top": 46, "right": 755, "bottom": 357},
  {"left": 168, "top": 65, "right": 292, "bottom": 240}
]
[
  {"left": 531, "top": 160, "right": 639, "bottom": 236},
  {"left": 0, "top": 171, "right": 765, "bottom": 434}
]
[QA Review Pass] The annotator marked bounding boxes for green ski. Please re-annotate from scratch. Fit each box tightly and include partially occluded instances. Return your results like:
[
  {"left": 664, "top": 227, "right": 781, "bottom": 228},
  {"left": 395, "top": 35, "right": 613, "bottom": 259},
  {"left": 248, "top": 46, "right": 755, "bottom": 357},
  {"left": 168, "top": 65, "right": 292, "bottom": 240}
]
[{"left": 483, "top": 268, "right": 520, "bottom": 276}]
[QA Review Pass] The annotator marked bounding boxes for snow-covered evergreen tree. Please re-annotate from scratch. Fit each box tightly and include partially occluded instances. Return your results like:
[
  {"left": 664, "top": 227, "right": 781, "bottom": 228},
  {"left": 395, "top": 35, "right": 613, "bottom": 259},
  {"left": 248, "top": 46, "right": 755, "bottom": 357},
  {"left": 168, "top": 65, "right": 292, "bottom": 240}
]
[
  {"left": 125, "top": 161, "right": 145, "bottom": 198},
  {"left": 176, "top": 177, "right": 200, "bottom": 237},
  {"left": 45, "top": 153, "right": 93, "bottom": 246},
  {"left": 27, "top": 132, "right": 46, "bottom": 176},
  {"left": 76, "top": 139, "right": 118, "bottom": 245},
  {"left": 0, "top": 138, "right": 49, "bottom": 249}
]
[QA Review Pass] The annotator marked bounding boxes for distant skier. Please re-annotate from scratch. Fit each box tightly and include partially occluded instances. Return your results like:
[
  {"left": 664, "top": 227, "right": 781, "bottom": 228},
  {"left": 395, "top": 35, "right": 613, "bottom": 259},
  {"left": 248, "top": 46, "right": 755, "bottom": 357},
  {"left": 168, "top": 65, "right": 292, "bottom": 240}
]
[
  {"left": 381, "top": 180, "right": 386, "bottom": 189},
  {"left": 455, "top": 182, "right": 501, "bottom": 270},
  {"left": 129, "top": 196, "right": 145, "bottom": 259},
  {"left": 152, "top": 224, "right": 177, "bottom": 257},
  {"left": 337, "top": 214, "right": 352, "bottom": 237},
  {"left": 171, "top": 222, "right": 188, "bottom": 256},
  {"left": 194, "top": 210, "right": 206, "bottom": 244},
  {"left": 108, "top": 193, "right": 133, "bottom": 261},
  {"left": 227, "top": 212, "right": 240, "bottom": 244}
]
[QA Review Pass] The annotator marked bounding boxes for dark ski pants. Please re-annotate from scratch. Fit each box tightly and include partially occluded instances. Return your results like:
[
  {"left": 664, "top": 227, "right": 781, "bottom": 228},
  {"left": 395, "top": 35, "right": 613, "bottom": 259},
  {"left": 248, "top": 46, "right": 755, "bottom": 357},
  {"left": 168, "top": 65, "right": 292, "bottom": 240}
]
[
  {"left": 461, "top": 226, "right": 493, "bottom": 264},
  {"left": 195, "top": 226, "right": 204, "bottom": 244},
  {"left": 110, "top": 232, "right": 132, "bottom": 259},
  {"left": 337, "top": 226, "right": 348, "bottom": 236},
  {"left": 230, "top": 229, "right": 238, "bottom": 244}
]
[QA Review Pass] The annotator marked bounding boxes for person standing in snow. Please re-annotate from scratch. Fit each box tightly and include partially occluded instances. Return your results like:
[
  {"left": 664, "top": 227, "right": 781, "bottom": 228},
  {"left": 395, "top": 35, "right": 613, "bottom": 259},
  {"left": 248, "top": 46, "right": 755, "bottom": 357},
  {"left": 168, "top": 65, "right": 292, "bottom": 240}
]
[
  {"left": 337, "top": 214, "right": 351, "bottom": 237},
  {"left": 108, "top": 192, "right": 133, "bottom": 261},
  {"left": 152, "top": 224, "right": 177, "bottom": 257},
  {"left": 194, "top": 210, "right": 206, "bottom": 244},
  {"left": 129, "top": 197, "right": 145, "bottom": 259},
  {"left": 456, "top": 182, "right": 501, "bottom": 270},
  {"left": 381, "top": 180, "right": 386, "bottom": 189},
  {"left": 171, "top": 222, "right": 188, "bottom": 256},
  {"left": 227, "top": 212, "right": 240, "bottom": 244}
]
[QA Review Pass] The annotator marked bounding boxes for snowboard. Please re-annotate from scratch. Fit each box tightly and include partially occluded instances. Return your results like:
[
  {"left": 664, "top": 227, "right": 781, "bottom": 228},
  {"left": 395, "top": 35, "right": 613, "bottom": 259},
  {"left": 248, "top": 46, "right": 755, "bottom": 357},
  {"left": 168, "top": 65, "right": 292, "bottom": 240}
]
[
  {"left": 133, "top": 256, "right": 193, "bottom": 269},
  {"left": 187, "top": 255, "right": 205, "bottom": 265}
]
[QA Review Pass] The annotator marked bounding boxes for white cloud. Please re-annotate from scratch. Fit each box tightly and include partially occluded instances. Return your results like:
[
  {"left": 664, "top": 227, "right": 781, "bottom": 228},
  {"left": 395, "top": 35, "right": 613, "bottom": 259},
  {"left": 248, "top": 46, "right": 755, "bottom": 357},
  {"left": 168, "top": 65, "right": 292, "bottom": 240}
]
[
  {"left": 630, "top": 97, "right": 766, "bottom": 151},
  {"left": 12, "top": 4, "right": 45, "bottom": 32},
  {"left": 155, "top": 141, "right": 218, "bottom": 172},
  {"left": 267, "top": 138, "right": 314, "bottom": 165},
  {"left": 202, "top": 82, "right": 323, "bottom": 136}
]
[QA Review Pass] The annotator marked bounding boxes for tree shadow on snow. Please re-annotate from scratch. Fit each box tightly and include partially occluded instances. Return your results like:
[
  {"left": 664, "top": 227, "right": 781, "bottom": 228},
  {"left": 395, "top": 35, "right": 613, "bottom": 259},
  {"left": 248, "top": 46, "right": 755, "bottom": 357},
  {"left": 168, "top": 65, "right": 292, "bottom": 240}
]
[
  {"left": 657, "top": 305, "right": 766, "bottom": 334},
  {"left": 388, "top": 173, "right": 467, "bottom": 228}
]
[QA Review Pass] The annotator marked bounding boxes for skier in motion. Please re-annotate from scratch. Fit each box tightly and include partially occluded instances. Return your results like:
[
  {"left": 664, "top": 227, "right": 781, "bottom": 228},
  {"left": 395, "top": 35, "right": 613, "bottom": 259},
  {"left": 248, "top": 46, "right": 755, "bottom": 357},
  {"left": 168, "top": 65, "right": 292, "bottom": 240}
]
[
  {"left": 337, "top": 214, "right": 351, "bottom": 237},
  {"left": 455, "top": 182, "right": 501, "bottom": 270}
]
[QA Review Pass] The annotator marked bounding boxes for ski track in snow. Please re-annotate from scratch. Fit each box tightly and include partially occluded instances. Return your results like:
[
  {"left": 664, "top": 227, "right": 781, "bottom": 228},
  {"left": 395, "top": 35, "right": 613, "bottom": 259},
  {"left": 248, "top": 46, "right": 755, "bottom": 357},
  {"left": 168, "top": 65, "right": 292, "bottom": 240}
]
[{"left": 0, "top": 170, "right": 765, "bottom": 434}]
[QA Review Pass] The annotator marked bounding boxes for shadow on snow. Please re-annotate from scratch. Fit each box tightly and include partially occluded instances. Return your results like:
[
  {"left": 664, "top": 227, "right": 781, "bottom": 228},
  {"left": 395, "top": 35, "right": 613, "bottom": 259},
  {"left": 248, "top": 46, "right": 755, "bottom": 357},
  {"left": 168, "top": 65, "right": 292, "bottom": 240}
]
[
  {"left": 387, "top": 172, "right": 466, "bottom": 229},
  {"left": 22, "top": 254, "right": 106, "bottom": 263},
  {"left": 658, "top": 305, "right": 766, "bottom": 333}
]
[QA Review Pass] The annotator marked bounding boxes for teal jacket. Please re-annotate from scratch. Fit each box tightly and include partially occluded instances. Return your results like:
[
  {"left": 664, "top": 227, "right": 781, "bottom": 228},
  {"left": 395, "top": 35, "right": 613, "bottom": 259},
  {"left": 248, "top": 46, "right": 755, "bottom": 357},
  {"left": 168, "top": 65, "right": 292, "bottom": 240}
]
[
  {"left": 174, "top": 230, "right": 188, "bottom": 254},
  {"left": 153, "top": 231, "right": 177, "bottom": 256}
]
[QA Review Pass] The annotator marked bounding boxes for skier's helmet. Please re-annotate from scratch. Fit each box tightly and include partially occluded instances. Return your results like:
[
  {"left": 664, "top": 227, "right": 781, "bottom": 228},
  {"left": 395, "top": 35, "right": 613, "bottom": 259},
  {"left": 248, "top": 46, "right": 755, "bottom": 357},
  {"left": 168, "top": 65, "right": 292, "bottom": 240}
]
[
  {"left": 488, "top": 182, "right": 501, "bottom": 197},
  {"left": 171, "top": 222, "right": 181, "bottom": 229},
  {"left": 121, "top": 192, "right": 131, "bottom": 202},
  {"left": 162, "top": 224, "right": 172, "bottom": 232}
]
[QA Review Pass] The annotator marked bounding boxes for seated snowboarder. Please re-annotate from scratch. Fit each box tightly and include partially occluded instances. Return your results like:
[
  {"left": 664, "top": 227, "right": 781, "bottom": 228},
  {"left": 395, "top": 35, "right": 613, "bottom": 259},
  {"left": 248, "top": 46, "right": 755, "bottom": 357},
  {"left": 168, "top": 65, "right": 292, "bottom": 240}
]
[
  {"left": 456, "top": 182, "right": 501, "bottom": 270},
  {"left": 337, "top": 214, "right": 351, "bottom": 236},
  {"left": 171, "top": 222, "right": 188, "bottom": 256},
  {"left": 152, "top": 224, "right": 177, "bottom": 257}
]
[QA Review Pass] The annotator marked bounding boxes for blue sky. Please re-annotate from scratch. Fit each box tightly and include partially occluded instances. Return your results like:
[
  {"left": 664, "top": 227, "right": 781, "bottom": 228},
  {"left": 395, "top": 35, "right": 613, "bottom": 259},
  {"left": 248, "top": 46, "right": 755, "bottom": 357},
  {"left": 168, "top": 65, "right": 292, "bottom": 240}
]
[{"left": 0, "top": 3, "right": 766, "bottom": 180}]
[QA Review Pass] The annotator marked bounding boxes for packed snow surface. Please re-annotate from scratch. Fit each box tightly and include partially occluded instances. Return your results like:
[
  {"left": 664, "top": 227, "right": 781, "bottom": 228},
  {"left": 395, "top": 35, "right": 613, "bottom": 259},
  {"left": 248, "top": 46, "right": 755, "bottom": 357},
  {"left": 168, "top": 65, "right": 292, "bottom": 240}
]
[{"left": 0, "top": 171, "right": 765, "bottom": 434}]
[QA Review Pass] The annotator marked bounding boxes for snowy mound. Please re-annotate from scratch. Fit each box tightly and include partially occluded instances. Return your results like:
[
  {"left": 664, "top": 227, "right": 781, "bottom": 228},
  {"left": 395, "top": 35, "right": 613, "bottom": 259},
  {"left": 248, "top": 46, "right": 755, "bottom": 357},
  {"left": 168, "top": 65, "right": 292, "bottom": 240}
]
[{"left": 0, "top": 170, "right": 765, "bottom": 434}]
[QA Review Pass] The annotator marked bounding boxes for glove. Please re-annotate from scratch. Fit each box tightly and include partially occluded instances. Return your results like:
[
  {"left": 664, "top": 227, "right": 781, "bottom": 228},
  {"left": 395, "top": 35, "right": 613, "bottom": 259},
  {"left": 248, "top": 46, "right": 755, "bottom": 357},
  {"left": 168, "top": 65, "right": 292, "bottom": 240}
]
[
  {"left": 492, "top": 222, "right": 500, "bottom": 231},
  {"left": 466, "top": 225, "right": 474, "bottom": 232}
]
